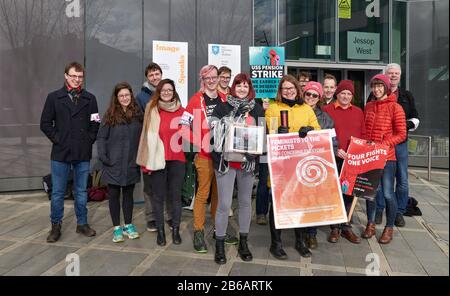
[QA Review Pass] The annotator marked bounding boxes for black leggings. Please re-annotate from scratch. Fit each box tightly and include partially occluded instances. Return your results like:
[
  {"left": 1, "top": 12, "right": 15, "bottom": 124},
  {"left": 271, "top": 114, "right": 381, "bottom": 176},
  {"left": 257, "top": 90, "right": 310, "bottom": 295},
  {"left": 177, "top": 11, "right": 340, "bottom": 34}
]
[
  {"left": 108, "top": 184, "right": 135, "bottom": 226},
  {"left": 148, "top": 161, "right": 185, "bottom": 228}
]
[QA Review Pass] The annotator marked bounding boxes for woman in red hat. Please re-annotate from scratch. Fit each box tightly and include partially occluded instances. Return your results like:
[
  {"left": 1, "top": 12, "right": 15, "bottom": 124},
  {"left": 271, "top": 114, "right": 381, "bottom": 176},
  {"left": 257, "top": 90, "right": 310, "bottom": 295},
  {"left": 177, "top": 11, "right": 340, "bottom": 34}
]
[{"left": 362, "top": 74, "right": 407, "bottom": 244}]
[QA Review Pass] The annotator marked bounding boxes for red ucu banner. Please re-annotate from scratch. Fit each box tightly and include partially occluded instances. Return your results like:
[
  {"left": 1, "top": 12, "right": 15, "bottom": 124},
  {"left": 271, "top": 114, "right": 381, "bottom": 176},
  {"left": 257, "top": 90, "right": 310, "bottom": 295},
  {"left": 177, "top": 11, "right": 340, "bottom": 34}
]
[{"left": 340, "top": 137, "right": 389, "bottom": 201}]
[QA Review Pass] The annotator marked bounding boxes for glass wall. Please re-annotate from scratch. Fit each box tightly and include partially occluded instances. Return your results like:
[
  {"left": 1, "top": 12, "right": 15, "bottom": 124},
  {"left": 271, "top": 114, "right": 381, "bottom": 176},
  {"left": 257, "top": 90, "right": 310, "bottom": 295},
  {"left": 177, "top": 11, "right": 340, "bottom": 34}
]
[
  {"left": 279, "top": 0, "right": 335, "bottom": 61},
  {"left": 0, "top": 0, "right": 85, "bottom": 191},
  {"left": 392, "top": 1, "right": 407, "bottom": 87},
  {"left": 0, "top": 0, "right": 255, "bottom": 191},
  {"left": 254, "top": 0, "right": 277, "bottom": 46},
  {"left": 144, "top": 0, "right": 252, "bottom": 101},
  {"left": 338, "top": 0, "right": 389, "bottom": 63},
  {"left": 408, "top": 0, "right": 449, "bottom": 167},
  {"left": 85, "top": 0, "right": 143, "bottom": 116}
]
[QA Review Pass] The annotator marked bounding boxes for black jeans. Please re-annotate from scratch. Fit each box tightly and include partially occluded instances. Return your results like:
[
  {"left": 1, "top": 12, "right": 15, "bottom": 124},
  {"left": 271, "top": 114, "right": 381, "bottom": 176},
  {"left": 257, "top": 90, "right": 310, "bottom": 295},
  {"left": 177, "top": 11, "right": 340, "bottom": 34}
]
[
  {"left": 147, "top": 161, "right": 185, "bottom": 228},
  {"left": 108, "top": 184, "right": 135, "bottom": 226},
  {"left": 256, "top": 163, "right": 270, "bottom": 216}
]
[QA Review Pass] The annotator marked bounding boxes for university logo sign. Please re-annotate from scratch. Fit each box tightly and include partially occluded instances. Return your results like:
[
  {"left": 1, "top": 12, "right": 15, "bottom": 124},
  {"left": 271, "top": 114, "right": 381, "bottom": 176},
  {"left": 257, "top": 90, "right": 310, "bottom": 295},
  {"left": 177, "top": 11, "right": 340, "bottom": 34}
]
[{"left": 212, "top": 46, "right": 220, "bottom": 55}]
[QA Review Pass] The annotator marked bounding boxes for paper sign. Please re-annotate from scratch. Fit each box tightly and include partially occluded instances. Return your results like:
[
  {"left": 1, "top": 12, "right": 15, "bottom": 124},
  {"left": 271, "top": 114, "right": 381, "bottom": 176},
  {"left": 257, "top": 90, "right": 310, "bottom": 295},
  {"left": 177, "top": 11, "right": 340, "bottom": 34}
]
[
  {"left": 339, "top": 0, "right": 351, "bottom": 19},
  {"left": 267, "top": 130, "right": 347, "bottom": 229},
  {"left": 153, "top": 41, "right": 188, "bottom": 106},
  {"left": 208, "top": 44, "right": 241, "bottom": 83}
]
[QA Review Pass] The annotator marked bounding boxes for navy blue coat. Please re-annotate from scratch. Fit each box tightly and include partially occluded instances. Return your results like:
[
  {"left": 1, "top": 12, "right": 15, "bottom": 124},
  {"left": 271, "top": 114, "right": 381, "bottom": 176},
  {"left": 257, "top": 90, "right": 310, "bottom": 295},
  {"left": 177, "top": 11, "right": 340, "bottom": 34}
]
[
  {"left": 40, "top": 87, "right": 100, "bottom": 162},
  {"left": 96, "top": 119, "right": 143, "bottom": 186}
]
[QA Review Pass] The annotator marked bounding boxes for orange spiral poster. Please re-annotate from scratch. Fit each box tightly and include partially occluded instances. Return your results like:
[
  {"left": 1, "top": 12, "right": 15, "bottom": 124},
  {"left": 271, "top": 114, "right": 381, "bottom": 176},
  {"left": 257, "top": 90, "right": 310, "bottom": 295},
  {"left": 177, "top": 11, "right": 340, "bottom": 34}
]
[{"left": 267, "top": 130, "right": 347, "bottom": 229}]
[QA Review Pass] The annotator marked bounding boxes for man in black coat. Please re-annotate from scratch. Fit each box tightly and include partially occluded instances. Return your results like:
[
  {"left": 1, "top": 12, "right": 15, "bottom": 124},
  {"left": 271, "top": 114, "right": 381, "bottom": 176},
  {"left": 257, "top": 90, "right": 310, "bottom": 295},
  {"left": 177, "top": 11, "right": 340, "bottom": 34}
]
[{"left": 40, "top": 62, "right": 100, "bottom": 243}]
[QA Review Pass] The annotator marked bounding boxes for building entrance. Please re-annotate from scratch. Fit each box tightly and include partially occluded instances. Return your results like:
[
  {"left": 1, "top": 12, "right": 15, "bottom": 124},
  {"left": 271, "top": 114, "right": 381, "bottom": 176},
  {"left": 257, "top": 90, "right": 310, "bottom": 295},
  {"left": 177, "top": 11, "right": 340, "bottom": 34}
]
[{"left": 287, "top": 66, "right": 382, "bottom": 109}]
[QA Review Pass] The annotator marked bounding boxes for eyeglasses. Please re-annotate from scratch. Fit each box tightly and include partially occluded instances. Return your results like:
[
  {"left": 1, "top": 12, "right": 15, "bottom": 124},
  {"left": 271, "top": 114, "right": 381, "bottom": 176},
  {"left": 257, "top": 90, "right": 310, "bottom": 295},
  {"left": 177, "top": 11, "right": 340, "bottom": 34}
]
[
  {"left": 203, "top": 76, "right": 218, "bottom": 82},
  {"left": 67, "top": 74, "right": 84, "bottom": 80},
  {"left": 281, "top": 87, "right": 296, "bottom": 92},
  {"left": 118, "top": 93, "right": 131, "bottom": 99},
  {"left": 370, "top": 84, "right": 386, "bottom": 90},
  {"left": 161, "top": 89, "right": 174, "bottom": 94},
  {"left": 304, "top": 92, "right": 319, "bottom": 99},
  {"left": 219, "top": 76, "right": 231, "bottom": 81}
]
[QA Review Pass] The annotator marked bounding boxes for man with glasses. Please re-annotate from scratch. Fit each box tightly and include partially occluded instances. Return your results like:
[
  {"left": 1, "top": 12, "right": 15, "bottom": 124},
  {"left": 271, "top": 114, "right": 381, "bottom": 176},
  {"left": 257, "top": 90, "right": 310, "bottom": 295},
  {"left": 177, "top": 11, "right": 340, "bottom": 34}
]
[
  {"left": 179, "top": 65, "right": 238, "bottom": 253},
  {"left": 217, "top": 66, "right": 232, "bottom": 96},
  {"left": 40, "top": 62, "right": 99, "bottom": 243}
]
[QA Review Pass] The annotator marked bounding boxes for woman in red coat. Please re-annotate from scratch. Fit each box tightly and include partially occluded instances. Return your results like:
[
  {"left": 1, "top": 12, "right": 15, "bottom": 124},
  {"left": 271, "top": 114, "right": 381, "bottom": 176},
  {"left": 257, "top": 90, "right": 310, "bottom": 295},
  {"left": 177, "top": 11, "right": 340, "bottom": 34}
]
[{"left": 362, "top": 74, "right": 407, "bottom": 244}]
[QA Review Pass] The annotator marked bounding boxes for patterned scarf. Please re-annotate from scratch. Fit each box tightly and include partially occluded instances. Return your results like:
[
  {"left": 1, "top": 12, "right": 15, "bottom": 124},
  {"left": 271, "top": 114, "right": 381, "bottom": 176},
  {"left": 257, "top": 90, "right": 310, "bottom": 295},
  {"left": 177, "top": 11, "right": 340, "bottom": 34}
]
[
  {"left": 67, "top": 85, "right": 82, "bottom": 105},
  {"left": 226, "top": 95, "right": 256, "bottom": 117}
]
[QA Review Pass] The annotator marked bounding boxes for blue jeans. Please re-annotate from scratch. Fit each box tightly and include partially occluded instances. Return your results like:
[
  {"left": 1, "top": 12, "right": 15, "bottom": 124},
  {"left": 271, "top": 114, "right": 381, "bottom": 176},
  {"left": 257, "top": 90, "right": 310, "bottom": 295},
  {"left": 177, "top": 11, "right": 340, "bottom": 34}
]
[
  {"left": 256, "top": 163, "right": 270, "bottom": 216},
  {"left": 50, "top": 160, "right": 90, "bottom": 225},
  {"left": 376, "top": 141, "right": 409, "bottom": 214},
  {"left": 367, "top": 161, "right": 398, "bottom": 227}
]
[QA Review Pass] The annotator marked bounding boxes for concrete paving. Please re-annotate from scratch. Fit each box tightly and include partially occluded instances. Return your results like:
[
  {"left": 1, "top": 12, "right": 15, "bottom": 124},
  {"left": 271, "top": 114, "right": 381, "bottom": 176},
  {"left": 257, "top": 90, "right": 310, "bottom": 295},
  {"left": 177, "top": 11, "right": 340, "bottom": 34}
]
[{"left": 0, "top": 168, "right": 447, "bottom": 276}]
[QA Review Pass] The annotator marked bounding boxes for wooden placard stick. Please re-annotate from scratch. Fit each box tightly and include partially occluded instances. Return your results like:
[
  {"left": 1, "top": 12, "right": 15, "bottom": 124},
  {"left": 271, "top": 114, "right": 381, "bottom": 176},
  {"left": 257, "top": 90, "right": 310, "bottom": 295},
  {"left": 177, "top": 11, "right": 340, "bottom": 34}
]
[{"left": 347, "top": 196, "right": 358, "bottom": 222}]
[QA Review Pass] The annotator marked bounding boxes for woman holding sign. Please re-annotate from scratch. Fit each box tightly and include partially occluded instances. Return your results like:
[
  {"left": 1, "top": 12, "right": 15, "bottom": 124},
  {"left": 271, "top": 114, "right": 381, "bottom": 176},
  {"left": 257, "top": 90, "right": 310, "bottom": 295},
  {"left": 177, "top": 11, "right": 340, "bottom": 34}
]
[
  {"left": 362, "top": 74, "right": 406, "bottom": 244},
  {"left": 209, "top": 73, "right": 265, "bottom": 265},
  {"left": 265, "top": 75, "right": 320, "bottom": 259}
]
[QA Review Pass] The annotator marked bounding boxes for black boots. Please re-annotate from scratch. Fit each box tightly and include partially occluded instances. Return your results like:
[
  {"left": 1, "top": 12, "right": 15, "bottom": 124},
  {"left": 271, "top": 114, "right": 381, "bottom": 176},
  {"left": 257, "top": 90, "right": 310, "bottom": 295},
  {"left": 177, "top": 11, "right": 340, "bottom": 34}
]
[
  {"left": 76, "top": 224, "right": 96, "bottom": 237},
  {"left": 237, "top": 234, "right": 253, "bottom": 262},
  {"left": 172, "top": 226, "right": 182, "bottom": 245},
  {"left": 215, "top": 238, "right": 227, "bottom": 265},
  {"left": 47, "top": 223, "right": 62, "bottom": 243},
  {"left": 157, "top": 226, "right": 166, "bottom": 246},
  {"left": 294, "top": 228, "right": 312, "bottom": 258},
  {"left": 269, "top": 206, "right": 288, "bottom": 260}
]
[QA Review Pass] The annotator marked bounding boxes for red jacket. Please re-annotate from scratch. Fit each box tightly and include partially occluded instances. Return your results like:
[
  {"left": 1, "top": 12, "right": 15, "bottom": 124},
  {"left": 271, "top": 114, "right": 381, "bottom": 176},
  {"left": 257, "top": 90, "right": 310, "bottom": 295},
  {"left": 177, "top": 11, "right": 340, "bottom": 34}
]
[
  {"left": 178, "top": 91, "right": 226, "bottom": 159},
  {"left": 363, "top": 94, "right": 407, "bottom": 161}
]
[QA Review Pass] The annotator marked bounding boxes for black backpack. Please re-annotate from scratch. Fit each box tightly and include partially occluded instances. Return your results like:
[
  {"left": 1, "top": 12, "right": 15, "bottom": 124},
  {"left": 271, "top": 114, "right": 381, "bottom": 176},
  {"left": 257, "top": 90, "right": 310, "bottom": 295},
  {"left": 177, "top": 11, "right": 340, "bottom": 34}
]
[
  {"left": 404, "top": 197, "right": 422, "bottom": 216},
  {"left": 42, "top": 173, "right": 74, "bottom": 200}
]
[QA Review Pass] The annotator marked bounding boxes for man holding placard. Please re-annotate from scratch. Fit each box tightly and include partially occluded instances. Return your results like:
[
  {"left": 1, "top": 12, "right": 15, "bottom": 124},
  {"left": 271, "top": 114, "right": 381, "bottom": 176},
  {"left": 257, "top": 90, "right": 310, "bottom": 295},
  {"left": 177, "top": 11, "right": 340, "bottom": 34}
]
[{"left": 323, "top": 80, "right": 365, "bottom": 244}]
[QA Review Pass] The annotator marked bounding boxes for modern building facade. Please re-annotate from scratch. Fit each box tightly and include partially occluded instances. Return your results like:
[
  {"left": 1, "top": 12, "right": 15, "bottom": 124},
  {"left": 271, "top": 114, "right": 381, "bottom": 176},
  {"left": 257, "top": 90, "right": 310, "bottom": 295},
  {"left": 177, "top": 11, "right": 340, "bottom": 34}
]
[{"left": 0, "top": 0, "right": 448, "bottom": 191}]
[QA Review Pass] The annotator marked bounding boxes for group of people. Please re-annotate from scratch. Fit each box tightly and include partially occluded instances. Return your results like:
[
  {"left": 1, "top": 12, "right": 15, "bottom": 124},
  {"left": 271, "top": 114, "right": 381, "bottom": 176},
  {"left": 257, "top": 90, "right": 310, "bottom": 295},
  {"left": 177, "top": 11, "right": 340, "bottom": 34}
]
[{"left": 40, "top": 60, "right": 419, "bottom": 265}]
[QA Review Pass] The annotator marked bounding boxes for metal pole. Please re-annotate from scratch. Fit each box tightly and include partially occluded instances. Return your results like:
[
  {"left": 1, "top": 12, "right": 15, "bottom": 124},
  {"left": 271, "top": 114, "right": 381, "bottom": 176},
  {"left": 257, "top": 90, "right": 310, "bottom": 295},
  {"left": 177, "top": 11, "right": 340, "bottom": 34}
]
[{"left": 428, "top": 136, "right": 432, "bottom": 181}]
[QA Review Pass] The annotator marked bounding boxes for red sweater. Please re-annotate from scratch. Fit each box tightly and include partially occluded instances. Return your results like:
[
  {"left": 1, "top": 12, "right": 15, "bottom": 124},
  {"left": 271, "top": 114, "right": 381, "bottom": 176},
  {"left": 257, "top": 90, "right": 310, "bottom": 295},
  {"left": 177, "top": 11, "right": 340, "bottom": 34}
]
[
  {"left": 323, "top": 103, "right": 365, "bottom": 152},
  {"left": 363, "top": 94, "right": 407, "bottom": 161},
  {"left": 160, "top": 108, "right": 186, "bottom": 163},
  {"left": 179, "top": 91, "right": 226, "bottom": 159}
]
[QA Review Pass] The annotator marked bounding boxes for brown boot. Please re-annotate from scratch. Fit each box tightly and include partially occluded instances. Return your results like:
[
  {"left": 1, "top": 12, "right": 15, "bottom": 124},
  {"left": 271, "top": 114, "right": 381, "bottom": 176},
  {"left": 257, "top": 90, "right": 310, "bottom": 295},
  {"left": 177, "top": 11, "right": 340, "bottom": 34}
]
[
  {"left": 362, "top": 223, "right": 376, "bottom": 239},
  {"left": 378, "top": 227, "right": 394, "bottom": 244},
  {"left": 328, "top": 228, "right": 340, "bottom": 243},
  {"left": 341, "top": 229, "right": 361, "bottom": 244}
]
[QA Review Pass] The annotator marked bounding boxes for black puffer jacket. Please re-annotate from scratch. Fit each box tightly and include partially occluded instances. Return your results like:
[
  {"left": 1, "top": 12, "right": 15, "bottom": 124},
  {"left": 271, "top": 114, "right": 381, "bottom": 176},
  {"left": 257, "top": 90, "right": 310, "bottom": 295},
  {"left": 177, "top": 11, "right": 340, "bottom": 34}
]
[
  {"left": 314, "top": 106, "right": 339, "bottom": 155},
  {"left": 97, "top": 118, "right": 143, "bottom": 186}
]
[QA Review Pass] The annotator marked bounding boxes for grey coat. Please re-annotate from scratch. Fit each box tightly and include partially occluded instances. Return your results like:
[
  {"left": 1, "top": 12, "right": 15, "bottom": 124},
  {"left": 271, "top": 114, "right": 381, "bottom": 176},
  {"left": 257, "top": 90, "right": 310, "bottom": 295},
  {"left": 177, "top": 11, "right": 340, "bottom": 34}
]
[
  {"left": 314, "top": 107, "right": 339, "bottom": 155},
  {"left": 97, "top": 119, "right": 143, "bottom": 186}
]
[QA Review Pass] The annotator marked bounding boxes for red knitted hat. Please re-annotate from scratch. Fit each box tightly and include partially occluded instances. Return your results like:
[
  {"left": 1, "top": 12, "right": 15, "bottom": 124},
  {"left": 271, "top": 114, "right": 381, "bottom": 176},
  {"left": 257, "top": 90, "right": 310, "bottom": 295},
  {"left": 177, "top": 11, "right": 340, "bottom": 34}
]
[
  {"left": 303, "top": 81, "right": 323, "bottom": 98},
  {"left": 370, "top": 74, "right": 391, "bottom": 95},
  {"left": 335, "top": 80, "right": 354, "bottom": 96}
]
